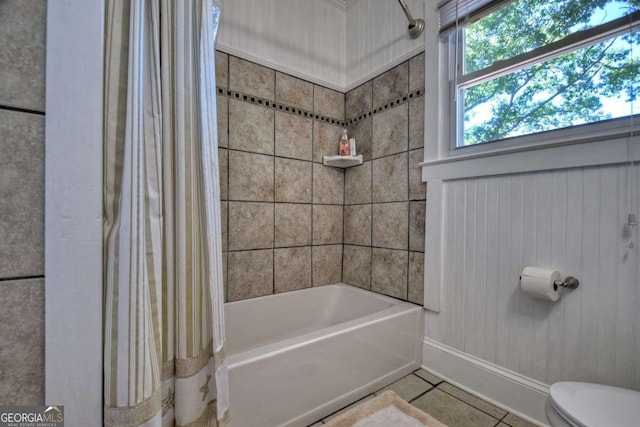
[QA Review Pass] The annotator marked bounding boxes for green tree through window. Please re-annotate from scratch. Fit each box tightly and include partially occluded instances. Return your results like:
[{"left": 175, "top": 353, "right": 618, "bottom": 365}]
[{"left": 459, "top": 0, "right": 639, "bottom": 146}]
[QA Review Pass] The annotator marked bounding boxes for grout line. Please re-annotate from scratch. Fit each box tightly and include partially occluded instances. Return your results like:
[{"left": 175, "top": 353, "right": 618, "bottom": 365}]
[
  {"left": 341, "top": 158, "right": 346, "bottom": 285},
  {"left": 406, "top": 162, "right": 410, "bottom": 300},
  {"left": 227, "top": 146, "right": 315, "bottom": 163},
  {"left": 222, "top": 200, "right": 228, "bottom": 298},
  {"left": 311, "top": 87, "right": 316, "bottom": 288},
  {"left": 319, "top": 394, "right": 374, "bottom": 424},
  {"left": 272, "top": 70, "right": 276, "bottom": 296},
  {"left": 340, "top": 88, "right": 347, "bottom": 283},
  {"left": 339, "top": 85, "right": 346, "bottom": 286},
  {"left": 408, "top": 385, "right": 438, "bottom": 404},
  {"left": 227, "top": 244, "right": 343, "bottom": 254},
  {"left": 370, "top": 149, "right": 412, "bottom": 162},
  {"left": 494, "top": 411, "right": 510, "bottom": 427},
  {"left": 226, "top": 199, "right": 276, "bottom": 205},
  {"left": 224, "top": 55, "right": 230, "bottom": 302},
  {"left": 409, "top": 372, "right": 436, "bottom": 386},
  {"left": 0, "top": 105, "right": 45, "bottom": 116},
  {"left": 227, "top": 200, "right": 343, "bottom": 206},
  {"left": 0, "top": 275, "right": 45, "bottom": 283},
  {"left": 404, "top": 379, "right": 505, "bottom": 425},
  {"left": 226, "top": 147, "right": 276, "bottom": 159},
  {"left": 412, "top": 369, "right": 444, "bottom": 387},
  {"left": 368, "top": 78, "right": 374, "bottom": 292},
  {"left": 342, "top": 242, "right": 418, "bottom": 252},
  {"left": 406, "top": 76, "right": 411, "bottom": 303},
  {"left": 311, "top": 84, "right": 317, "bottom": 282},
  {"left": 435, "top": 383, "right": 505, "bottom": 422}
]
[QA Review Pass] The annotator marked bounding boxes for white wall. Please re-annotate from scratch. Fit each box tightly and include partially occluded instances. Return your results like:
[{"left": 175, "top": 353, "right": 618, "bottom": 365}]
[
  {"left": 425, "top": 163, "right": 640, "bottom": 391},
  {"left": 345, "top": 0, "right": 427, "bottom": 90},
  {"left": 217, "top": 0, "right": 346, "bottom": 90},
  {"left": 217, "top": 0, "right": 431, "bottom": 92}
]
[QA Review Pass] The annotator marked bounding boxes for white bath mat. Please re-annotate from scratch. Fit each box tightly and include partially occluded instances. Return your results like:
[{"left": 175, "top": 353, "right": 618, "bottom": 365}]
[
  {"left": 351, "top": 405, "right": 427, "bottom": 427},
  {"left": 323, "top": 390, "right": 447, "bottom": 427}
]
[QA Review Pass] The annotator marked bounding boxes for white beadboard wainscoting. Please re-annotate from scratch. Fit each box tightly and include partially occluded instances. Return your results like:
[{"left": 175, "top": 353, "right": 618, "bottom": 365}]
[
  {"left": 216, "top": 0, "right": 431, "bottom": 92},
  {"left": 345, "top": 0, "right": 429, "bottom": 90},
  {"left": 421, "top": 162, "right": 640, "bottom": 424},
  {"left": 217, "top": 0, "right": 346, "bottom": 90}
]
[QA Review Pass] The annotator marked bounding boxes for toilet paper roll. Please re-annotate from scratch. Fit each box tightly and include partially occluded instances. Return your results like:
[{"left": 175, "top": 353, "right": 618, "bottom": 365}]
[{"left": 520, "top": 267, "right": 562, "bottom": 301}]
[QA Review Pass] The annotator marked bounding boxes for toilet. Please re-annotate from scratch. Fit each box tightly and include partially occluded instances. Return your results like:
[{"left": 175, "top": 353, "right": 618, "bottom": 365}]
[{"left": 545, "top": 382, "right": 640, "bottom": 427}]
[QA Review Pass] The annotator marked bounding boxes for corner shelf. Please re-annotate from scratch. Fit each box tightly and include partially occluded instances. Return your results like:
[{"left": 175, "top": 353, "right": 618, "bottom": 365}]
[{"left": 322, "top": 155, "right": 363, "bottom": 168}]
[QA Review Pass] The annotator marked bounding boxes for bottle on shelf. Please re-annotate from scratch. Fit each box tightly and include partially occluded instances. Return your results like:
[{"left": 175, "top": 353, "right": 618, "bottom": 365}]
[{"left": 339, "top": 129, "right": 350, "bottom": 156}]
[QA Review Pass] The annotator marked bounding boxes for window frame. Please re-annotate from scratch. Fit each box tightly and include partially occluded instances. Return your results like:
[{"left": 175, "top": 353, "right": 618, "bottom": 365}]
[{"left": 444, "top": 4, "right": 640, "bottom": 154}]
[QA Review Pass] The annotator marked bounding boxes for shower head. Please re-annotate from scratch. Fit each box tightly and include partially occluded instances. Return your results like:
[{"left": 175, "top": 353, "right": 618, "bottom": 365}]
[
  {"left": 407, "top": 18, "right": 425, "bottom": 39},
  {"left": 396, "top": 0, "right": 424, "bottom": 39}
]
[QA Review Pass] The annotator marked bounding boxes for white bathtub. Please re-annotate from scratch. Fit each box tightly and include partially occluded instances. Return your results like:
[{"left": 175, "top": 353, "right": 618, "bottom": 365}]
[{"left": 224, "top": 283, "right": 424, "bottom": 427}]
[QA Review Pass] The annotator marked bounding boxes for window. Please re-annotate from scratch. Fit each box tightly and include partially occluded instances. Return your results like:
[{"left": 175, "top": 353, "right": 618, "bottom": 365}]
[{"left": 442, "top": 0, "right": 639, "bottom": 149}]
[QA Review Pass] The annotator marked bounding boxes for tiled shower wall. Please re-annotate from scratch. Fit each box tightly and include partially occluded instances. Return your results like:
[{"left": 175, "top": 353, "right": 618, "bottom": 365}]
[
  {"left": 0, "top": 0, "right": 46, "bottom": 404},
  {"left": 216, "top": 51, "right": 347, "bottom": 301},
  {"left": 218, "top": 51, "right": 426, "bottom": 304},
  {"left": 342, "top": 54, "right": 426, "bottom": 304}
]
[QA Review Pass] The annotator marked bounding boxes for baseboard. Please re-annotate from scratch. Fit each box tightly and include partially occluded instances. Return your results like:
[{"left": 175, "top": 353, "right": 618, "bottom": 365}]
[{"left": 422, "top": 338, "right": 550, "bottom": 426}]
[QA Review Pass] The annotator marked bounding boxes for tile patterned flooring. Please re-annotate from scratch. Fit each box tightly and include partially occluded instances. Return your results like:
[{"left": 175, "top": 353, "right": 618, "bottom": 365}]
[{"left": 308, "top": 369, "right": 539, "bottom": 427}]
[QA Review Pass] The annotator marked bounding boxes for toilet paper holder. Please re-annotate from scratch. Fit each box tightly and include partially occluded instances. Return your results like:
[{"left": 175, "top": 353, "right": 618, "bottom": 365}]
[{"left": 553, "top": 276, "right": 580, "bottom": 290}]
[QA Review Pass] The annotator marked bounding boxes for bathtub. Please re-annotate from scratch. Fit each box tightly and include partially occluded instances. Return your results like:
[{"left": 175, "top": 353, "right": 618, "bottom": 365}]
[{"left": 224, "top": 283, "right": 424, "bottom": 427}]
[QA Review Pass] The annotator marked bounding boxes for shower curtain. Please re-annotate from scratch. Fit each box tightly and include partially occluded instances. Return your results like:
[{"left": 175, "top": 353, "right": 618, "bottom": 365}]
[{"left": 103, "top": 0, "right": 229, "bottom": 425}]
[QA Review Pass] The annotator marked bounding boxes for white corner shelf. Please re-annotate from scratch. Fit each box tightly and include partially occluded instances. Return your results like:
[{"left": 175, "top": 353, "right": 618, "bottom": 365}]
[{"left": 322, "top": 154, "right": 363, "bottom": 168}]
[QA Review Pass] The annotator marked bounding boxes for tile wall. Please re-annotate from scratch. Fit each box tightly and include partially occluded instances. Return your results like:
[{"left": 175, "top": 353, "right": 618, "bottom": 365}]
[
  {"left": 343, "top": 54, "right": 426, "bottom": 304},
  {"left": 216, "top": 52, "right": 347, "bottom": 301},
  {"left": 218, "top": 51, "right": 426, "bottom": 304},
  {"left": 0, "top": 0, "right": 47, "bottom": 404}
]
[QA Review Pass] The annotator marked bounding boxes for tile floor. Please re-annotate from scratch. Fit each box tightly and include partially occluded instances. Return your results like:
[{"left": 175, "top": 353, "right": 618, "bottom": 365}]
[{"left": 308, "top": 369, "right": 539, "bottom": 427}]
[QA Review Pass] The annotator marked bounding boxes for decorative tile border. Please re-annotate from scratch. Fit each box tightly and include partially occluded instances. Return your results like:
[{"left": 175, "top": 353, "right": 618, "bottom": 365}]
[
  {"left": 346, "top": 87, "right": 425, "bottom": 126},
  {"left": 216, "top": 87, "right": 347, "bottom": 127},
  {"left": 216, "top": 85, "right": 425, "bottom": 128}
]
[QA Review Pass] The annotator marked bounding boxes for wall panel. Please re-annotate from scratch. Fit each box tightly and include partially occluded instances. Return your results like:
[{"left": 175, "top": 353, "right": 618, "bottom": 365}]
[
  {"left": 425, "top": 164, "right": 640, "bottom": 389},
  {"left": 217, "top": 0, "right": 346, "bottom": 90},
  {"left": 345, "top": 0, "right": 428, "bottom": 90}
]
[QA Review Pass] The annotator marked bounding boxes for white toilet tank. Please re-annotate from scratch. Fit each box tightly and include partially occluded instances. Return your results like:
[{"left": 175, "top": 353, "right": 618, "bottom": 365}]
[{"left": 547, "top": 382, "right": 640, "bottom": 427}]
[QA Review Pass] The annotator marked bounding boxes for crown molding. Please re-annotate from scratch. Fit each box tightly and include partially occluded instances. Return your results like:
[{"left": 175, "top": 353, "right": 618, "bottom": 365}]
[{"left": 322, "top": 0, "right": 359, "bottom": 11}]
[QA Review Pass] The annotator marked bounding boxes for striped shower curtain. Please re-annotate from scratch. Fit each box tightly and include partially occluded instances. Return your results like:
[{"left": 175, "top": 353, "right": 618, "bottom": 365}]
[{"left": 103, "top": 0, "right": 230, "bottom": 426}]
